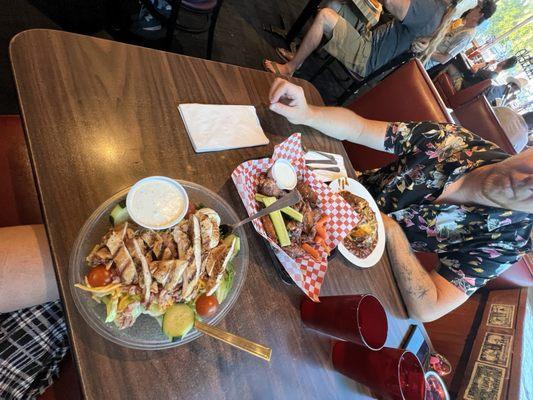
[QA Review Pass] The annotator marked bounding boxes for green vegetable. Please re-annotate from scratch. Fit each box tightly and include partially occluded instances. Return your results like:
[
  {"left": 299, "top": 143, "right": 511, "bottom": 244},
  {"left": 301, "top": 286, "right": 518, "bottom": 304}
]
[
  {"left": 260, "top": 196, "right": 291, "bottom": 247},
  {"left": 223, "top": 234, "right": 240, "bottom": 257},
  {"left": 110, "top": 203, "right": 129, "bottom": 226},
  {"left": 163, "top": 304, "right": 195, "bottom": 339},
  {"left": 103, "top": 296, "right": 118, "bottom": 323},
  {"left": 118, "top": 294, "right": 140, "bottom": 312},
  {"left": 143, "top": 301, "right": 166, "bottom": 317},
  {"left": 255, "top": 194, "right": 303, "bottom": 222},
  {"left": 216, "top": 261, "right": 235, "bottom": 303}
]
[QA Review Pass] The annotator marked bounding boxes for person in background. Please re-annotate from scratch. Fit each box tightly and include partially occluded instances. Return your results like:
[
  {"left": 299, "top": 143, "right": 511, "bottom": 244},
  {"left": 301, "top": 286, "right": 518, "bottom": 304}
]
[
  {"left": 267, "top": 77, "right": 532, "bottom": 322},
  {"left": 424, "top": 1, "right": 496, "bottom": 70},
  {"left": 262, "top": 0, "right": 450, "bottom": 78},
  {"left": 444, "top": 56, "right": 517, "bottom": 91},
  {"left": 493, "top": 106, "right": 529, "bottom": 153},
  {"left": 461, "top": 56, "right": 517, "bottom": 88},
  {"left": 133, "top": 0, "right": 172, "bottom": 33},
  {"left": 485, "top": 76, "right": 527, "bottom": 106},
  {"left": 452, "top": 0, "right": 479, "bottom": 19}
]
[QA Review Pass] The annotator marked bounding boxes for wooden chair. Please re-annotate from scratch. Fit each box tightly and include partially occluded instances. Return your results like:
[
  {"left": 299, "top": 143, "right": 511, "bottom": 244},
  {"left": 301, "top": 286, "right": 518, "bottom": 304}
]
[{"left": 138, "top": 0, "right": 224, "bottom": 58}]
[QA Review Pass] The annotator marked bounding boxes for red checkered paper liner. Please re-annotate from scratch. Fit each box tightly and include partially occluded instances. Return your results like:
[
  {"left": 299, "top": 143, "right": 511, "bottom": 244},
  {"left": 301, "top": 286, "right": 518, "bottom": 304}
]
[{"left": 231, "top": 133, "right": 360, "bottom": 301}]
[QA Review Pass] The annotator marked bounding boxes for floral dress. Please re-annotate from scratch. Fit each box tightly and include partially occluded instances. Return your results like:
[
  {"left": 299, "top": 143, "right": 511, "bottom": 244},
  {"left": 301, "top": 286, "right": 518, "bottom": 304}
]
[{"left": 358, "top": 121, "right": 532, "bottom": 295}]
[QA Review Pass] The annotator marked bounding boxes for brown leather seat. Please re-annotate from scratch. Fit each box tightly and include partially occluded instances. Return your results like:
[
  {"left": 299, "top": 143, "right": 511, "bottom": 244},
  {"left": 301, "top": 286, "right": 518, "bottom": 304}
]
[
  {"left": 0, "top": 115, "right": 81, "bottom": 400},
  {"left": 341, "top": 60, "right": 532, "bottom": 288},
  {"left": 343, "top": 59, "right": 453, "bottom": 172},
  {"left": 454, "top": 95, "right": 516, "bottom": 154},
  {"left": 433, "top": 72, "right": 492, "bottom": 109},
  {"left": 0, "top": 115, "right": 42, "bottom": 227}
]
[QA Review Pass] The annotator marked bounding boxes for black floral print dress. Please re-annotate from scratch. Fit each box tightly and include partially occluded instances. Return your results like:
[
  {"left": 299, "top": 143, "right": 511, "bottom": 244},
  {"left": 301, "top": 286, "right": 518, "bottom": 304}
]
[{"left": 358, "top": 121, "right": 532, "bottom": 295}]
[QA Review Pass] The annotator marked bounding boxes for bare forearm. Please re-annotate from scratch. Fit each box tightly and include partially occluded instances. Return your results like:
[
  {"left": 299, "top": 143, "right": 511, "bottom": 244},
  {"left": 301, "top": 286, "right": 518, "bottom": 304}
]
[
  {"left": 431, "top": 52, "right": 452, "bottom": 65},
  {"left": 385, "top": 221, "right": 438, "bottom": 319},
  {"left": 0, "top": 225, "right": 58, "bottom": 312},
  {"left": 384, "top": 218, "right": 469, "bottom": 321},
  {"left": 306, "top": 105, "right": 388, "bottom": 151}
]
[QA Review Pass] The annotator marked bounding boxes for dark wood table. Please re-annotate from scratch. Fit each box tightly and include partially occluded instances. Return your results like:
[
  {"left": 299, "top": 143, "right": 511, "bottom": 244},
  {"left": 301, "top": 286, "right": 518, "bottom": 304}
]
[{"left": 10, "top": 29, "right": 423, "bottom": 399}]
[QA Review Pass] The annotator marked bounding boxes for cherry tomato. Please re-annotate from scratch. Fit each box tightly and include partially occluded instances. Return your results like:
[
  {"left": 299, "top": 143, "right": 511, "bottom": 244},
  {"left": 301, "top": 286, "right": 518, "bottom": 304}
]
[
  {"left": 186, "top": 202, "right": 197, "bottom": 217},
  {"left": 87, "top": 265, "right": 112, "bottom": 287},
  {"left": 195, "top": 294, "right": 219, "bottom": 317}
]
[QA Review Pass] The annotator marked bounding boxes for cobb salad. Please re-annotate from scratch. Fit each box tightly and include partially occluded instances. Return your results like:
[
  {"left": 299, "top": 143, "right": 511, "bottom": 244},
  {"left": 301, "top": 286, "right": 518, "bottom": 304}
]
[{"left": 74, "top": 202, "right": 239, "bottom": 340}]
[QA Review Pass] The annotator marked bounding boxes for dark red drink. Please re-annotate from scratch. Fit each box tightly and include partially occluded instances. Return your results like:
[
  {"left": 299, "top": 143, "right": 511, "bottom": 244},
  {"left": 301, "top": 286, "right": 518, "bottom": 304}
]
[
  {"left": 332, "top": 342, "right": 426, "bottom": 400},
  {"left": 300, "top": 294, "right": 387, "bottom": 350}
]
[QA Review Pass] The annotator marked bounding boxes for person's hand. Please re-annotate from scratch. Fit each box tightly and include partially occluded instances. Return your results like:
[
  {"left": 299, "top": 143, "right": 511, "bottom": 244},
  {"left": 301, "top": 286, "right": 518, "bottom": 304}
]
[
  {"left": 411, "top": 38, "right": 430, "bottom": 53},
  {"left": 268, "top": 78, "right": 313, "bottom": 125}
]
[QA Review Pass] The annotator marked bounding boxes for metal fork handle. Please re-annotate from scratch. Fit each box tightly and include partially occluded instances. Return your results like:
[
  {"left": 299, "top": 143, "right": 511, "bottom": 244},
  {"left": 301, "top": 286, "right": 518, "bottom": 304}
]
[
  {"left": 312, "top": 150, "right": 335, "bottom": 161},
  {"left": 233, "top": 189, "right": 302, "bottom": 230},
  {"left": 305, "top": 159, "right": 337, "bottom": 165},
  {"left": 308, "top": 166, "right": 341, "bottom": 172}
]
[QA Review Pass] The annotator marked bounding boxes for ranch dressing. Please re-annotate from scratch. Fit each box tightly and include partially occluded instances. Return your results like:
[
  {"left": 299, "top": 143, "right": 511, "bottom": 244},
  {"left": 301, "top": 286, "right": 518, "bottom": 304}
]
[
  {"left": 127, "top": 177, "right": 188, "bottom": 229},
  {"left": 270, "top": 159, "right": 297, "bottom": 190}
]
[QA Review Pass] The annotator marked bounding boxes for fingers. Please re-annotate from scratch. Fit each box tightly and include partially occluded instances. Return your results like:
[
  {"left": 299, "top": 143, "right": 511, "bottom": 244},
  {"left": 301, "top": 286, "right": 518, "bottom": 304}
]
[
  {"left": 268, "top": 77, "right": 286, "bottom": 103},
  {"left": 269, "top": 78, "right": 293, "bottom": 104},
  {"left": 268, "top": 77, "right": 304, "bottom": 105},
  {"left": 269, "top": 102, "right": 293, "bottom": 118}
]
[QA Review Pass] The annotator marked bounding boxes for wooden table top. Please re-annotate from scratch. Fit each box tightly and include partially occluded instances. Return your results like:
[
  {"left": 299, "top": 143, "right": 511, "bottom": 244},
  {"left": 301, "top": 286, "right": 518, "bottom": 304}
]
[{"left": 10, "top": 29, "right": 421, "bottom": 400}]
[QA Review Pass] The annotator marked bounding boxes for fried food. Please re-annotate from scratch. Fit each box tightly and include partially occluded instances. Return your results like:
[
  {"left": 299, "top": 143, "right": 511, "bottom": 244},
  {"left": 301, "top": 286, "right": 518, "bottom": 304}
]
[{"left": 339, "top": 191, "right": 378, "bottom": 258}]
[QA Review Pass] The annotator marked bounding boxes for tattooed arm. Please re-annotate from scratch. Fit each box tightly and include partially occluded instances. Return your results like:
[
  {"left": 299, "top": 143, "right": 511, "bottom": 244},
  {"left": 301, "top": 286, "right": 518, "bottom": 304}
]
[{"left": 383, "top": 215, "right": 469, "bottom": 322}]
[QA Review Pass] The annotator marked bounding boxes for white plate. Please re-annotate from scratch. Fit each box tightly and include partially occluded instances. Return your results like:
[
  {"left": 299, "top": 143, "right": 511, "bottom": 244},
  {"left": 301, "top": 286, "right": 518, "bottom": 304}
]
[{"left": 329, "top": 178, "right": 385, "bottom": 268}]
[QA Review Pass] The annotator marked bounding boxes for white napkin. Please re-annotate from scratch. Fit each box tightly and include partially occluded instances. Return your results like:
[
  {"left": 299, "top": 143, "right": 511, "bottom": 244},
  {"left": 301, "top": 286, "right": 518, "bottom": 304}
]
[
  {"left": 304, "top": 150, "right": 348, "bottom": 183},
  {"left": 178, "top": 104, "right": 269, "bottom": 153}
]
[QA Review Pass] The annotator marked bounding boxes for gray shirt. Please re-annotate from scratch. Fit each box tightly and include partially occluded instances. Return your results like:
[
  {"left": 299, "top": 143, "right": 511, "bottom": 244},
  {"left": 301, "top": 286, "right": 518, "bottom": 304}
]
[
  {"left": 425, "top": 26, "right": 475, "bottom": 69},
  {"left": 367, "top": 0, "right": 447, "bottom": 73}
]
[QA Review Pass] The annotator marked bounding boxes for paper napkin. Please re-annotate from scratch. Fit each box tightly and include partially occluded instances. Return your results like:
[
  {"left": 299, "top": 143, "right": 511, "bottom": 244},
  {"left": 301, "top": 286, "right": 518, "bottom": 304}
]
[{"left": 178, "top": 104, "right": 269, "bottom": 153}]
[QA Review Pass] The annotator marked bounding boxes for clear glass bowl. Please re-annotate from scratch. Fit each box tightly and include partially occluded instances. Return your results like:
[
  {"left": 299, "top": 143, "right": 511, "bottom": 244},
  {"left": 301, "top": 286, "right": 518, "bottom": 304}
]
[{"left": 68, "top": 180, "right": 249, "bottom": 350}]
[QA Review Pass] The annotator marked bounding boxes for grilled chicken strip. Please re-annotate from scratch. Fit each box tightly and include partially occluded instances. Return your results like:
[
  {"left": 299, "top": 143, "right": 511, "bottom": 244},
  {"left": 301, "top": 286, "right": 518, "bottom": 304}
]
[
  {"left": 152, "top": 234, "right": 164, "bottom": 260},
  {"left": 133, "top": 238, "right": 152, "bottom": 304},
  {"left": 161, "top": 232, "right": 178, "bottom": 259},
  {"left": 182, "top": 215, "right": 202, "bottom": 299},
  {"left": 105, "top": 223, "right": 128, "bottom": 256},
  {"left": 172, "top": 227, "right": 191, "bottom": 260},
  {"left": 161, "top": 247, "right": 173, "bottom": 261},
  {"left": 113, "top": 245, "right": 136, "bottom": 284},
  {"left": 202, "top": 245, "right": 228, "bottom": 276},
  {"left": 149, "top": 260, "right": 175, "bottom": 286},
  {"left": 141, "top": 231, "right": 156, "bottom": 247},
  {"left": 163, "top": 260, "right": 188, "bottom": 292},
  {"left": 86, "top": 245, "right": 112, "bottom": 265},
  {"left": 206, "top": 239, "right": 236, "bottom": 296},
  {"left": 199, "top": 214, "right": 220, "bottom": 251},
  {"left": 190, "top": 215, "right": 202, "bottom": 277},
  {"left": 158, "top": 259, "right": 188, "bottom": 309}
]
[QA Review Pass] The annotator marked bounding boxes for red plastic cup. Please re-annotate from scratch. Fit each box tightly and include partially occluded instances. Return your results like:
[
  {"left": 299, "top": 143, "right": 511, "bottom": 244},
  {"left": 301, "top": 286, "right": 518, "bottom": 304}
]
[
  {"left": 332, "top": 341, "right": 426, "bottom": 400},
  {"left": 300, "top": 294, "right": 388, "bottom": 350}
]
